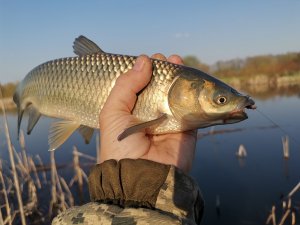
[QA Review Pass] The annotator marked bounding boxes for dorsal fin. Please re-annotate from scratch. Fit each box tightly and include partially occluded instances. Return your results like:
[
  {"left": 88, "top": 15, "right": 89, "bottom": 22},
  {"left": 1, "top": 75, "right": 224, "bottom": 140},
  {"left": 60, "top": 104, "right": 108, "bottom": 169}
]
[{"left": 73, "top": 35, "right": 104, "bottom": 56}]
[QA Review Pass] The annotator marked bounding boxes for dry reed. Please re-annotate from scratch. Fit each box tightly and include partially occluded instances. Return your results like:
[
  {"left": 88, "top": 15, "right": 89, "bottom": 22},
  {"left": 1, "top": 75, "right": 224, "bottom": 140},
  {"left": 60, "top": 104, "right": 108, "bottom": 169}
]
[
  {"left": 0, "top": 209, "right": 4, "bottom": 225},
  {"left": 12, "top": 147, "right": 27, "bottom": 177},
  {"left": 282, "top": 136, "right": 289, "bottom": 159},
  {"left": 0, "top": 88, "right": 26, "bottom": 225},
  {"left": 49, "top": 150, "right": 57, "bottom": 217},
  {"left": 59, "top": 177, "right": 74, "bottom": 207},
  {"left": 55, "top": 172, "right": 67, "bottom": 212},
  {"left": 69, "top": 146, "right": 90, "bottom": 190},
  {"left": 288, "top": 182, "right": 300, "bottom": 198},
  {"left": 266, "top": 206, "right": 276, "bottom": 225},
  {"left": 0, "top": 126, "right": 93, "bottom": 223},
  {"left": 236, "top": 144, "right": 247, "bottom": 158},
  {"left": 28, "top": 157, "right": 41, "bottom": 189},
  {"left": 266, "top": 182, "right": 299, "bottom": 225},
  {"left": 70, "top": 147, "right": 83, "bottom": 192},
  {"left": 35, "top": 155, "right": 47, "bottom": 184},
  {"left": 0, "top": 161, "right": 12, "bottom": 225},
  {"left": 49, "top": 150, "right": 76, "bottom": 217},
  {"left": 23, "top": 180, "right": 38, "bottom": 216},
  {"left": 19, "top": 130, "right": 29, "bottom": 170}
]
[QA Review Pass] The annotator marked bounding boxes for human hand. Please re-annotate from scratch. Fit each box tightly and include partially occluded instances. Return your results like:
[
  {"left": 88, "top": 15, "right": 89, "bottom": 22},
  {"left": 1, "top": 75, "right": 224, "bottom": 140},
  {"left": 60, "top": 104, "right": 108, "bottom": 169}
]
[{"left": 99, "top": 54, "right": 197, "bottom": 173}]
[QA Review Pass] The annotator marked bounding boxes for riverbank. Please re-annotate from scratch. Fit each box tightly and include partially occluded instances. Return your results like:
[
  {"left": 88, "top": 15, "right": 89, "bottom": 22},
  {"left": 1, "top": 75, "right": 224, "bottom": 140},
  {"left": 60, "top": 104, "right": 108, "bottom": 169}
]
[
  {"left": 1, "top": 97, "right": 16, "bottom": 111},
  {"left": 219, "top": 73, "right": 300, "bottom": 99}
]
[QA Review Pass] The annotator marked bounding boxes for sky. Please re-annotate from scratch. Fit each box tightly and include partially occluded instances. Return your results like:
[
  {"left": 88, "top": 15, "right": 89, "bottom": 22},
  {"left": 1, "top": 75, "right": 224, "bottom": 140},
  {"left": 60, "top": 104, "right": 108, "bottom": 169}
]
[{"left": 0, "top": 0, "right": 300, "bottom": 83}]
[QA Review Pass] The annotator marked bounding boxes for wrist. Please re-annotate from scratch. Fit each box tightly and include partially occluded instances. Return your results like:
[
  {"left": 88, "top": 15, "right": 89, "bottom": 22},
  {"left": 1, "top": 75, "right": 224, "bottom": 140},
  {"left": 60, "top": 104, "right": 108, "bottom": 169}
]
[{"left": 88, "top": 158, "right": 203, "bottom": 224}]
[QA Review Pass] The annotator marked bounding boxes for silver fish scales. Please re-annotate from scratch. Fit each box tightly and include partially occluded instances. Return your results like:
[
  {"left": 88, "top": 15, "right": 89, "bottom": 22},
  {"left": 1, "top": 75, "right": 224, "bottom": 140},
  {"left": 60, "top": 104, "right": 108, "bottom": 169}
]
[{"left": 14, "top": 36, "right": 255, "bottom": 150}]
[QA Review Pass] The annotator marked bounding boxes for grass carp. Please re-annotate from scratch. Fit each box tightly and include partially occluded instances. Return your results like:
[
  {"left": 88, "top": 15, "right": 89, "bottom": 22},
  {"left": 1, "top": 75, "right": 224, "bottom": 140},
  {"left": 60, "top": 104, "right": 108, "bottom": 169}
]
[{"left": 13, "top": 36, "right": 256, "bottom": 150}]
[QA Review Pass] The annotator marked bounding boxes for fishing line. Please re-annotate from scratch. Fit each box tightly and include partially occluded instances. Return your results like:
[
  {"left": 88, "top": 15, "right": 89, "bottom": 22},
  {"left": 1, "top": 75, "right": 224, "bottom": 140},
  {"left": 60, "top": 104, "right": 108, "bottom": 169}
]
[{"left": 256, "top": 108, "right": 300, "bottom": 147}]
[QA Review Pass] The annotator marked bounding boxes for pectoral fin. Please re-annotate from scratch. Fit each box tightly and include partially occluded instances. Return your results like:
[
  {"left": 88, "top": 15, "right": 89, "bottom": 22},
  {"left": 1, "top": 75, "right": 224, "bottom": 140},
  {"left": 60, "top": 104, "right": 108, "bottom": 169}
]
[
  {"left": 48, "top": 120, "right": 80, "bottom": 151},
  {"left": 27, "top": 106, "right": 41, "bottom": 135},
  {"left": 78, "top": 125, "right": 94, "bottom": 144},
  {"left": 117, "top": 114, "right": 168, "bottom": 141}
]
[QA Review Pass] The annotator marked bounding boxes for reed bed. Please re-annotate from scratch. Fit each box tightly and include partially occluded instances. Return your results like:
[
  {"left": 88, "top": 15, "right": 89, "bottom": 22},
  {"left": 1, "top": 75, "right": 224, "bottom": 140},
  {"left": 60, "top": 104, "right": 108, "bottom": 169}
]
[
  {"left": 0, "top": 90, "right": 95, "bottom": 224},
  {"left": 266, "top": 182, "right": 300, "bottom": 225},
  {"left": 0, "top": 127, "right": 94, "bottom": 224},
  {"left": 1, "top": 88, "right": 26, "bottom": 225}
]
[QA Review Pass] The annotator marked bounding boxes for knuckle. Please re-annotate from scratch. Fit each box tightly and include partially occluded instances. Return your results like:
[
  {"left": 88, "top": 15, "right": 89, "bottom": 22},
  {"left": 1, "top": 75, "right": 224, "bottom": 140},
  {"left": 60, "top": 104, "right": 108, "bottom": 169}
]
[{"left": 152, "top": 53, "right": 166, "bottom": 60}]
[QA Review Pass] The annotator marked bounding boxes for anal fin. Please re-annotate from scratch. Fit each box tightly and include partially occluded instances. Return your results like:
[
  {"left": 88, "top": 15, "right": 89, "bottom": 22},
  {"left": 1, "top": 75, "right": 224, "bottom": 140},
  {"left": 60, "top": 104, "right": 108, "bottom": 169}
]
[
  {"left": 49, "top": 120, "right": 80, "bottom": 151},
  {"left": 27, "top": 105, "right": 41, "bottom": 135},
  {"left": 78, "top": 125, "right": 94, "bottom": 144},
  {"left": 118, "top": 114, "right": 168, "bottom": 141}
]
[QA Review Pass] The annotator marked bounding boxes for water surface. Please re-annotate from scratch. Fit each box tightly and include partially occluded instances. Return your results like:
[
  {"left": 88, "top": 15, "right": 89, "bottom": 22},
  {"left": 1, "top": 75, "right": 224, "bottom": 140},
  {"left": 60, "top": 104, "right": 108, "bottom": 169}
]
[
  {"left": 1, "top": 94, "right": 299, "bottom": 224},
  {"left": 192, "top": 95, "right": 300, "bottom": 224}
]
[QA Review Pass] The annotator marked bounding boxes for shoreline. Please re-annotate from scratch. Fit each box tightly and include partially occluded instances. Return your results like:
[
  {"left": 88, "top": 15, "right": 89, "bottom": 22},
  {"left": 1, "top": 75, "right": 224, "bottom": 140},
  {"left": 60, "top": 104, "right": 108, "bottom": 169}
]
[
  {"left": 1, "top": 97, "right": 16, "bottom": 111},
  {"left": 1, "top": 74, "right": 300, "bottom": 111},
  {"left": 220, "top": 72, "right": 300, "bottom": 89}
]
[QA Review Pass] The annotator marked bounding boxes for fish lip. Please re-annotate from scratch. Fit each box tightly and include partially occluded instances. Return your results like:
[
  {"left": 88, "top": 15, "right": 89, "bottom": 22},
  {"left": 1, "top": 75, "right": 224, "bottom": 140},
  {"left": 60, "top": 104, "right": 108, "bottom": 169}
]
[
  {"left": 228, "top": 110, "right": 248, "bottom": 121},
  {"left": 225, "top": 97, "right": 256, "bottom": 123},
  {"left": 222, "top": 110, "right": 247, "bottom": 124},
  {"left": 245, "top": 97, "right": 256, "bottom": 110},
  {"left": 237, "top": 96, "right": 256, "bottom": 111}
]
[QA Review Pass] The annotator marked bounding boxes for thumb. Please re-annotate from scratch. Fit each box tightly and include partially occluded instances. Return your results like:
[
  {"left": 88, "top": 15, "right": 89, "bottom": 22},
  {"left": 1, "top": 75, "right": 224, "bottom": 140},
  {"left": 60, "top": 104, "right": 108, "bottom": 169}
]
[{"left": 101, "top": 55, "right": 152, "bottom": 114}]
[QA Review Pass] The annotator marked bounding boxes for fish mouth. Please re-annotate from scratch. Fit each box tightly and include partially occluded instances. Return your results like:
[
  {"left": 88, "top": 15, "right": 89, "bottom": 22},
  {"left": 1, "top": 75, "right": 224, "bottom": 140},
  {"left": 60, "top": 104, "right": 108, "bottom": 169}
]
[
  {"left": 245, "top": 97, "right": 257, "bottom": 110},
  {"left": 224, "top": 97, "right": 256, "bottom": 124}
]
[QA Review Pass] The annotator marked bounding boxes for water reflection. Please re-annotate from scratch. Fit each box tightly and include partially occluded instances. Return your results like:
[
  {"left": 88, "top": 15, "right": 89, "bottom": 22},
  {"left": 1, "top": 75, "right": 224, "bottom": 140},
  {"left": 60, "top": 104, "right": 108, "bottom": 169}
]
[{"left": 237, "top": 83, "right": 300, "bottom": 100}]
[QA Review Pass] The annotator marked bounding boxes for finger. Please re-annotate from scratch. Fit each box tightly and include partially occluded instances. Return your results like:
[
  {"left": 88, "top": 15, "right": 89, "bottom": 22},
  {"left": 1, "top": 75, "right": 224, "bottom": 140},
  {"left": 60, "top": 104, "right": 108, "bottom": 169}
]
[
  {"left": 151, "top": 53, "right": 167, "bottom": 61},
  {"left": 102, "top": 55, "right": 152, "bottom": 114},
  {"left": 167, "top": 54, "right": 184, "bottom": 65}
]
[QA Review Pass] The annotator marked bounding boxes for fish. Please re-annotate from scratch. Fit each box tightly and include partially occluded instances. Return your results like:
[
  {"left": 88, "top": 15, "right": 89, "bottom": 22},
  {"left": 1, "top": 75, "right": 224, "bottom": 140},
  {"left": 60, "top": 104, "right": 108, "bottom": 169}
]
[{"left": 13, "top": 35, "right": 256, "bottom": 151}]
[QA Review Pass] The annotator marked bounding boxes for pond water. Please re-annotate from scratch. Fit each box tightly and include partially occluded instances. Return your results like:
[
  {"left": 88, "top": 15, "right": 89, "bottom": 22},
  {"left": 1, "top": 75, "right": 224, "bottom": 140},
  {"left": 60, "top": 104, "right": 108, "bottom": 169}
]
[
  {"left": 192, "top": 95, "right": 300, "bottom": 225},
  {"left": 1, "top": 92, "right": 300, "bottom": 224}
]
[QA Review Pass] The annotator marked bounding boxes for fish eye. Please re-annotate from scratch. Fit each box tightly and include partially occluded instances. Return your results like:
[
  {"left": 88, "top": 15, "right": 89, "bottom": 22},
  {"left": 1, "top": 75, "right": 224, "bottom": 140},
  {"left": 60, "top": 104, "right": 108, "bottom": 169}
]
[{"left": 216, "top": 96, "right": 227, "bottom": 105}]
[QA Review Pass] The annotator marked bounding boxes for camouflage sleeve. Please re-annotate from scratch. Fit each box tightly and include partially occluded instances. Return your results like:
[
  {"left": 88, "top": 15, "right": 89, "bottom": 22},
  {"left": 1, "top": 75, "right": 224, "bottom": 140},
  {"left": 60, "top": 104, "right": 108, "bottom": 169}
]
[{"left": 52, "top": 159, "right": 204, "bottom": 225}]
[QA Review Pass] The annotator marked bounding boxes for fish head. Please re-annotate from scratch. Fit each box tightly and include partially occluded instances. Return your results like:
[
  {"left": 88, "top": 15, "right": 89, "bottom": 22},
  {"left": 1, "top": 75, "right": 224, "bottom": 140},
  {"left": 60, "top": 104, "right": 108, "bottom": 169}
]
[
  {"left": 197, "top": 79, "right": 256, "bottom": 125},
  {"left": 168, "top": 70, "right": 256, "bottom": 129}
]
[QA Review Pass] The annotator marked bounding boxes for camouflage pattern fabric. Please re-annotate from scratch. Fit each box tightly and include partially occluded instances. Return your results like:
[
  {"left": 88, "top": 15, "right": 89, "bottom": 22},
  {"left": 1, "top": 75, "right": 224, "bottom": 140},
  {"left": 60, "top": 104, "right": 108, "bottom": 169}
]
[
  {"left": 51, "top": 202, "right": 197, "bottom": 225},
  {"left": 52, "top": 159, "right": 203, "bottom": 225},
  {"left": 155, "top": 166, "right": 203, "bottom": 224}
]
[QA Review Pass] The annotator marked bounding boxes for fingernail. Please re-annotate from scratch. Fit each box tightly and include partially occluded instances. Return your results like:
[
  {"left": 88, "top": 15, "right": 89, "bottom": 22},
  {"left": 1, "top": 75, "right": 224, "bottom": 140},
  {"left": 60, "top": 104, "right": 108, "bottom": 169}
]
[{"left": 133, "top": 56, "right": 145, "bottom": 71}]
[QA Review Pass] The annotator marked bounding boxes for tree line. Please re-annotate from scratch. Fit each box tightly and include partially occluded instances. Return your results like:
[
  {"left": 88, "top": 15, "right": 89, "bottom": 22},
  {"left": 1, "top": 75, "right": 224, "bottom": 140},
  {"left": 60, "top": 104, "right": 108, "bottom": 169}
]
[
  {"left": 0, "top": 82, "right": 17, "bottom": 99},
  {"left": 183, "top": 52, "right": 300, "bottom": 78}
]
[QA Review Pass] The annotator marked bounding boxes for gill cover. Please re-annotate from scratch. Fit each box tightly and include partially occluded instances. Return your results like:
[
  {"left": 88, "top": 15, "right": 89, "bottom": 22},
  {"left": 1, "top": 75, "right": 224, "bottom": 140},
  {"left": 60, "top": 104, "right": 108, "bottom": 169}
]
[{"left": 168, "top": 76, "right": 205, "bottom": 128}]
